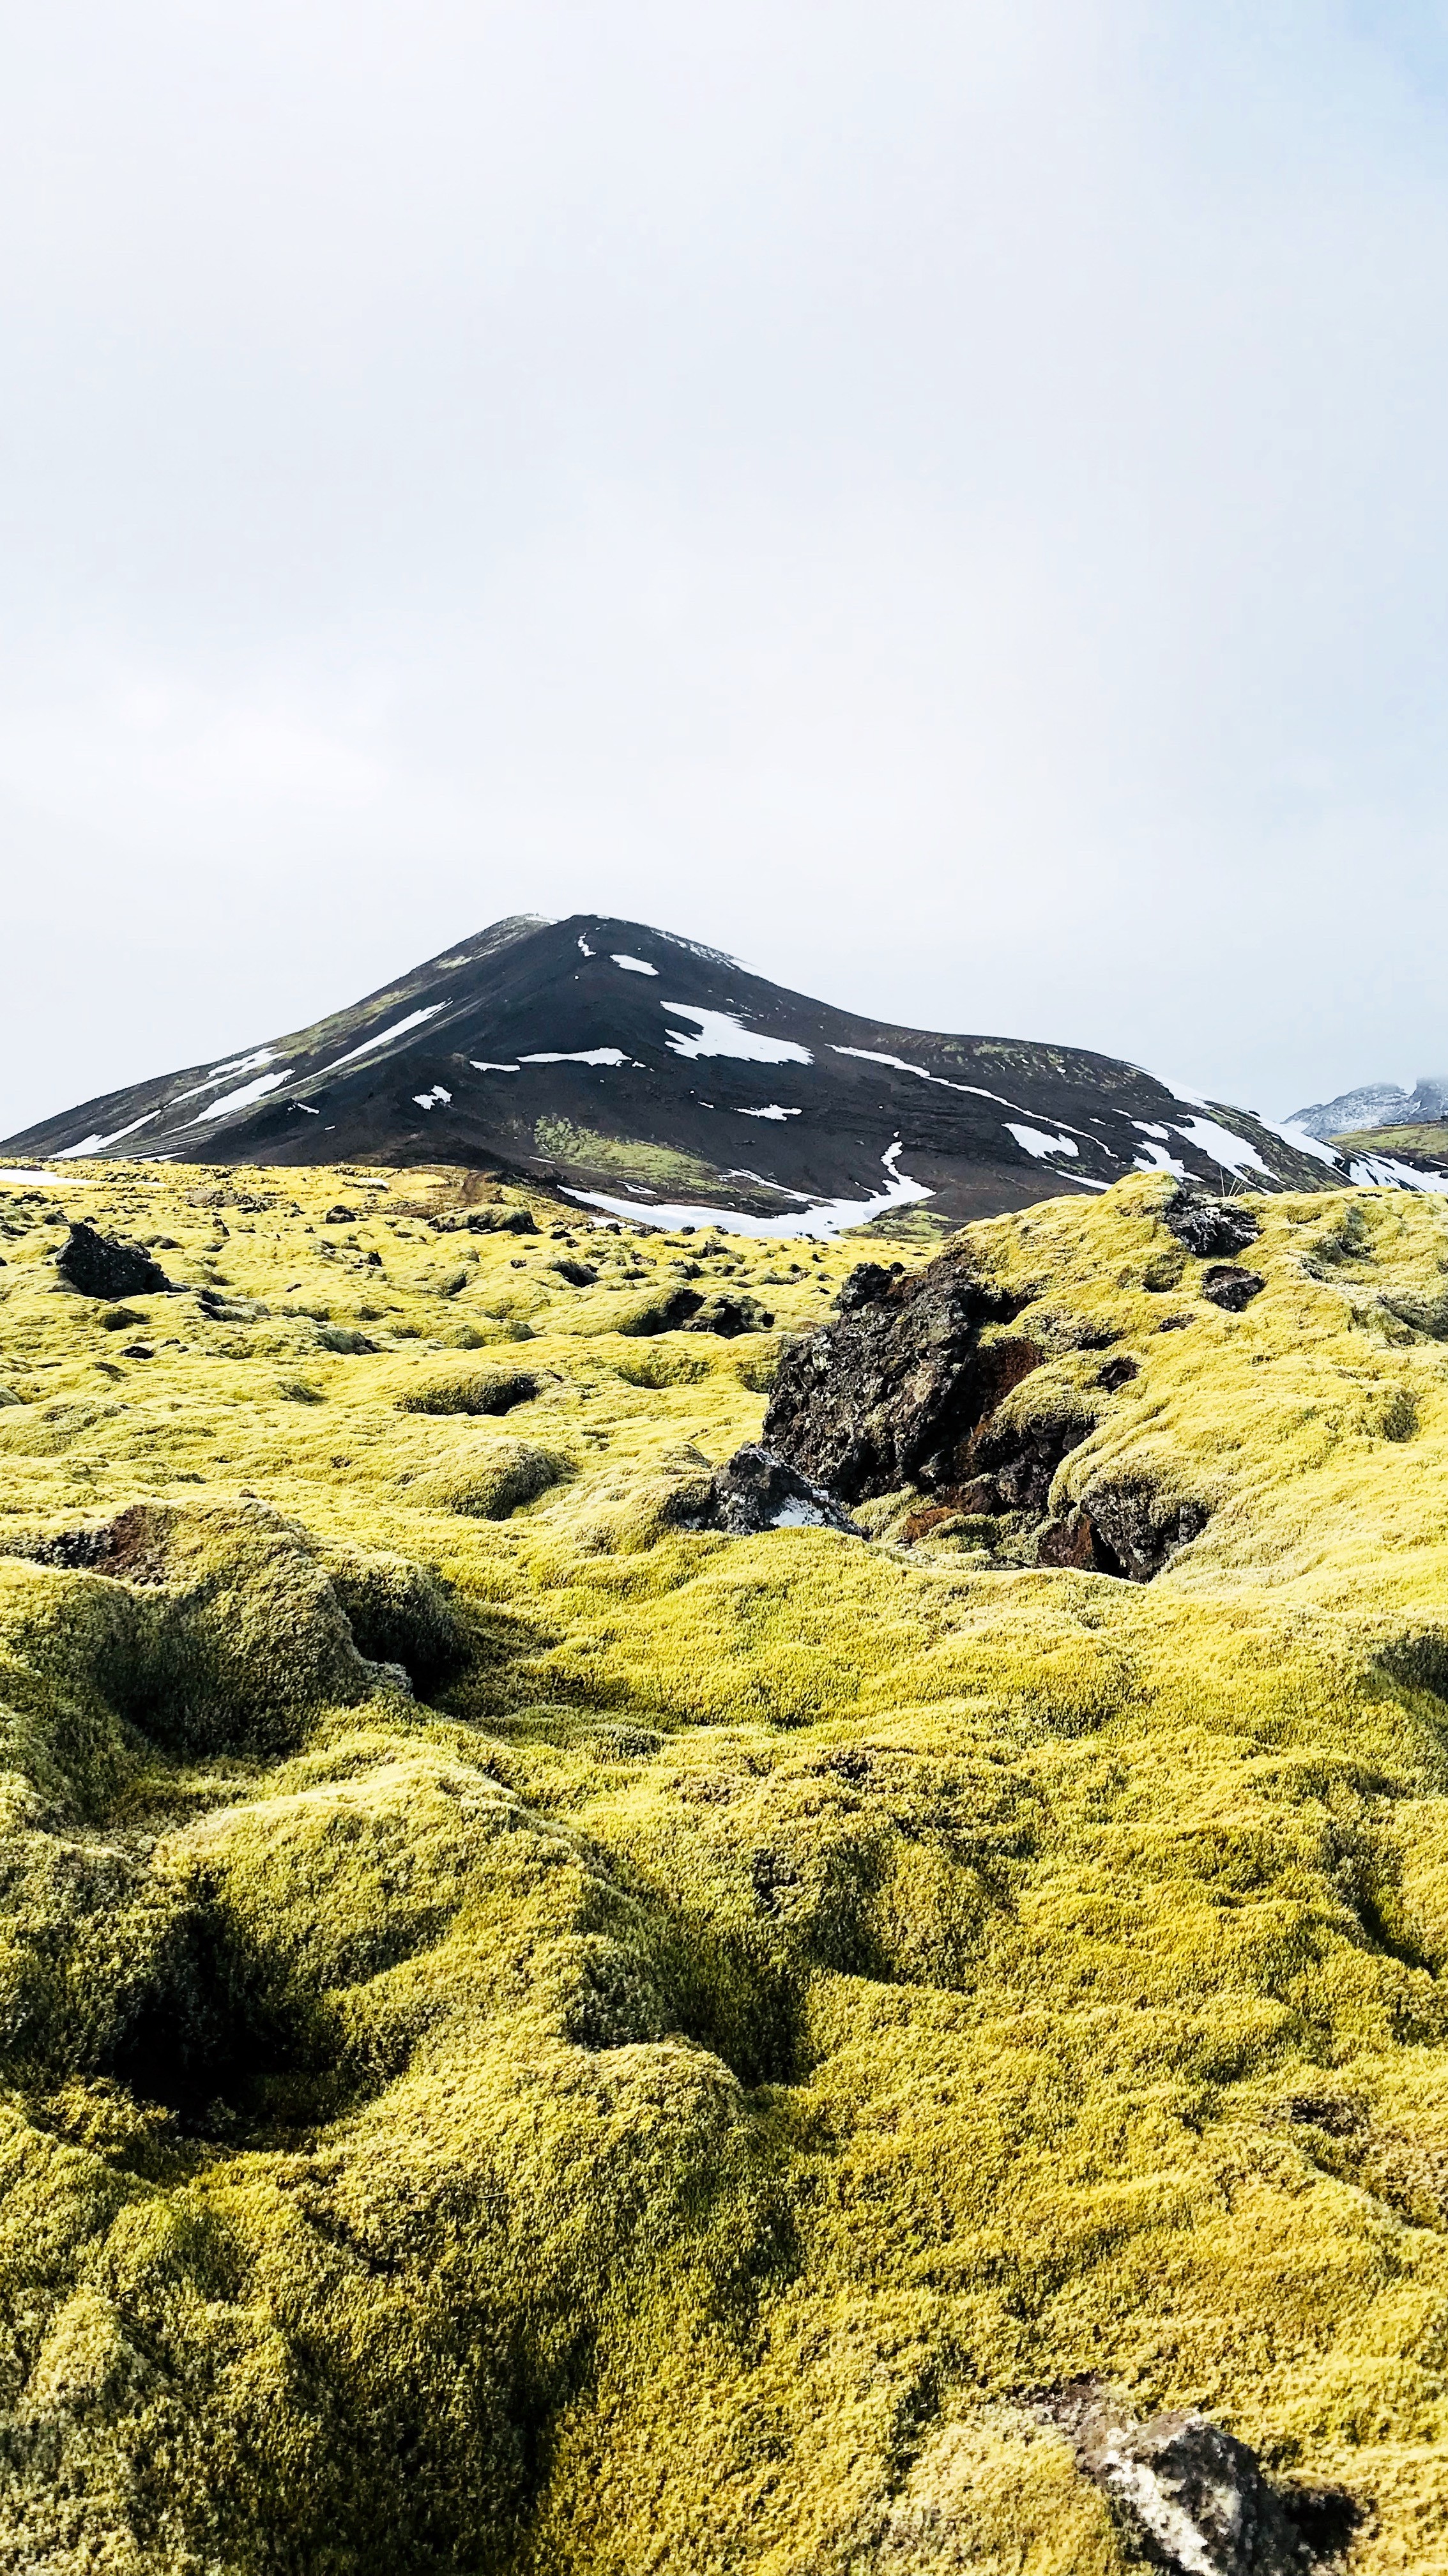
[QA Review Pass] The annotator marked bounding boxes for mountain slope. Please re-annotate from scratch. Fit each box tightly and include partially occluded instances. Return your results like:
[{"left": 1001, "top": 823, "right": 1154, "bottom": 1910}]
[
  {"left": 1290, "top": 1076, "right": 1448, "bottom": 1142},
  {"left": 3, "top": 912, "right": 1338, "bottom": 1230}
]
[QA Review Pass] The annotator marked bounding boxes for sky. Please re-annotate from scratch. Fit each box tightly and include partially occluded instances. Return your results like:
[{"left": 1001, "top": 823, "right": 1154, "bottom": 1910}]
[{"left": 3, "top": 0, "right": 1447, "bottom": 1138}]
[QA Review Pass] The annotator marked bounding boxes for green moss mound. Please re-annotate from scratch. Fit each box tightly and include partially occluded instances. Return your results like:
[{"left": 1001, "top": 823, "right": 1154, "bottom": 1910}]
[{"left": 5, "top": 1163, "right": 1448, "bottom": 2566}]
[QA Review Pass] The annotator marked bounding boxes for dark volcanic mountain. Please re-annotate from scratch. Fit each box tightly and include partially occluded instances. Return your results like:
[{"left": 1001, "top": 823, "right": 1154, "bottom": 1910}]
[{"left": 3, "top": 913, "right": 1338, "bottom": 1232}]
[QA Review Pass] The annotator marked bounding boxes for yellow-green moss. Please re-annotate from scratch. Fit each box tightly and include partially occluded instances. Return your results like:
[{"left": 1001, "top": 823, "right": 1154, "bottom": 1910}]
[{"left": 5, "top": 1163, "right": 1448, "bottom": 2566}]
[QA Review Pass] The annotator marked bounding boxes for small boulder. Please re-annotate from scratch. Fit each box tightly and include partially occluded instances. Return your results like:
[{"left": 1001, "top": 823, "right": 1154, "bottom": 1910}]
[
  {"left": 1030, "top": 2382, "right": 1360, "bottom": 2575},
  {"left": 1097, "top": 1354, "right": 1140, "bottom": 1391},
  {"left": 56, "top": 1223, "right": 172, "bottom": 1303},
  {"left": 1201, "top": 1265, "right": 1265, "bottom": 1311},
  {"left": 1164, "top": 1187, "right": 1261, "bottom": 1259},
  {"left": 615, "top": 1284, "right": 706, "bottom": 1337},
  {"left": 682, "top": 1291, "right": 775, "bottom": 1338},
  {"left": 462, "top": 1206, "right": 538, "bottom": 1236},
  {"left": 706, "top": 1445, "right": 860, "bottom": 1537}
]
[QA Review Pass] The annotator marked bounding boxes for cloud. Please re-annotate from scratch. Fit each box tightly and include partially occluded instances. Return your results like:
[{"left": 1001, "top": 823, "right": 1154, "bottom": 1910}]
[{"left": 2, "top": 3, "right": 1447, "bottom": 1130}]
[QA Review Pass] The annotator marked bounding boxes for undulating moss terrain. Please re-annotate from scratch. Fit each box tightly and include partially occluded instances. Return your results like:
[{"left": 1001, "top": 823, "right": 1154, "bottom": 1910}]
[
  {"left": 1335, "top": 1124, "right": 1448, "bottom": 1168},
  {"left": 5, "top": 1161, "right": 1448, "bottom": 2568}
]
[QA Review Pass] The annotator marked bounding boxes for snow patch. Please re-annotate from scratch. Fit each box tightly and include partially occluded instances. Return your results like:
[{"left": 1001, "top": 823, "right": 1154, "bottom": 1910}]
[
  {"left": 663, "top": 1004, "right": 812, "bottom": 1065},
  {"left": 832, "top": 1046, "right": 1106, "bottom": 1146},
  {"left": 577, "top": 935, "right": 594, "bottom": 956},
  {"left": 520, "top": 1048, "right": 641, "bottom": 1068},
  {"left": 57, "top": 1110, "right": 162, "bottom": 1156},
  {"left": 171, "top": 1046, "right": 278, "bottom": 1103},
  {"left": 0, "top": 1167, "right": 95, "bottom": 1186},
  {"left": 613, "top": 953, "right": 657, "bottom": 976},
  {"left": 832, "top": 1044, "right": 1008, "bottom": 1103},
  {"left": 1141, "top": 1069, "right": 1215, "bottom": 1110},
  {"left": 738, "top": 1105, "right": 800, "bottom": 1121},
  {"left": 327, "top": 1004, "right": 447, "bottom": 1069},
  {"left": 1351, "top": 1154, "right": 1448, "bottom": 1195},
  {"left": 564, "top": 1139, "right": 930, "bottom": 1241},
  {"left": 722, "top": 1169, "right": 813, "bottom": 1197},
  {"left": 292, "top": 1101, "right": 321, "bottom": 1116},
  {"left": 413, "top": 1085, "right": 453, "bottom": 1110},
  {"left": 1134, "top": 1142, "right": 1187, "bottom": 1177},
  {"left": 1261, "top": 1117, "right": 1342, "bottom": 1169},
  {"left": 1170, "top": 1116, "right": 1272, "bottom": 1179},
  {"left": 1005, "top": 1123, "right": 1078, "bottom": 1160},
  {"left": 192, "top": 1070, "right": 294, "bottom": 1124},
  {"left": 770, "top": 1499, "right": 833, "bottom": 1528},
  {"left": 1132, "top": 1121, "right": 1171, "bottom": 1141}
]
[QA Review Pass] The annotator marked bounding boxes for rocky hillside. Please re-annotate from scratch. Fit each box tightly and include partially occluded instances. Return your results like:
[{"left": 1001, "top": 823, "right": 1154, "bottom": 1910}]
[
  {"left": 2, "top": 912, "right": 1339, "bottom": 1232},
  {"left": 2, "top": 1157, "right": 1448, "bottom": 2568}
]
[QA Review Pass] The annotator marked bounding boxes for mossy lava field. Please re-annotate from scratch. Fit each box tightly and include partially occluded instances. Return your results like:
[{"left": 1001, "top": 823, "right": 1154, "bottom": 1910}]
[{"left": 7, "top": 1158, "right": 1448, "bottom": 2570}]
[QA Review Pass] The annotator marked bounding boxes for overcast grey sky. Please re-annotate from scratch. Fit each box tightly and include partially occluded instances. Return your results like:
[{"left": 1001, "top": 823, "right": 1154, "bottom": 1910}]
[{"left": 3, "top": 1, "right": 1446, "bottom": 1137}]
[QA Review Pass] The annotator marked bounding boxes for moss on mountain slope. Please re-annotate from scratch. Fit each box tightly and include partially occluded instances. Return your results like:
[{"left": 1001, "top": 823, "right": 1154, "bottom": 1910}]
[{"left": 3, "top": 1164, "right": 1448, "bottom": 2564}]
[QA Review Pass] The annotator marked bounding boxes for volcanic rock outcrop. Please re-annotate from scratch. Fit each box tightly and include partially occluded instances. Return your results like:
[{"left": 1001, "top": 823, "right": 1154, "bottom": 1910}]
[
  {"left": 1030, "top": 2384, "right": 1360, "bottom": 2573},
  {"left": 55, "top": 1222, "right": 172, "bottom": 1303},
  {"left": 750, "top": 1213, "right": 1238, "bottom": 1577}
]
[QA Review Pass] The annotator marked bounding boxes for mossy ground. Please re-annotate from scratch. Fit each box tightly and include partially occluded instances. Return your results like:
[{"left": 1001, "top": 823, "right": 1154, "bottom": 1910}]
[
  {"left": 1334, "top": 1123, "right": 1448, "bottom": 1163},
  {"left": 4, "top": 1163, "right": 1448, "bottom": 2566}
]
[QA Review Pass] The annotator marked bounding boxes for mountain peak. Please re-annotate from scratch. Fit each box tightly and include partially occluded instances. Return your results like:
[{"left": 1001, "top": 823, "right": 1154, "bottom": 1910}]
[{"left": 4, "top": 913, "right": 1341, "bottom": 1230}]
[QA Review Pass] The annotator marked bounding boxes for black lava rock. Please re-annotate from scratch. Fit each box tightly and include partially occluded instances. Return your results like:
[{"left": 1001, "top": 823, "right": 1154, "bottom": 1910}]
[
  {"left": 706, "top": 1446, "right": 860, "bottom": 1537},
  {"left": 1164, "top": 1188, "right": 1261, "bottom": 1259},
  {"left": 56, "top": 1222, "right": 173, "bottom": 1303},
  {"left": 762, "top": 1249, "right": 1026, "bottom": 1501},
  {"left": 1201, "top": 1265, "right": 1266, "bottom": 1311},
  {"left": 682, "top": 1292, "right": 774, "bottom": 1338},
  {"left": 1097, "top": 1354, "right": 1140, "bottom": 1392},
  {"left": 463, "top": 1206, "right": 538, "bottom": 1235}
]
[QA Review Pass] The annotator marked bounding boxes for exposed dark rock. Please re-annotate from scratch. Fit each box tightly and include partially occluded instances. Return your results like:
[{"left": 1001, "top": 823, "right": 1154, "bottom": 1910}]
[
  {"left": 1281, "top": 2091, "right": 1367, "bottom": 2137},
  {"left": 1035, "top": 1510, "right": 1107, "bottom": 1572},
  {"left": 459, "top": 1206, "right": 539, "bottom": 1236},
  {"left": 705, "top": 1445, "right": 861, "bottom": 1537},
  {"left": 616, "top": 1285, "right": 706, "bottom": 1336},
  {"left": 1077, "top": 1483, "right": 1209, "bottom": 1581},
  {"left": 761, "top": 1254, "right": 1026, "bottom": 1501},
  {"left": 323, "top": 1206, "right": 356, "bottom": 1223},
  {"left": 967, "top": 1401, "right": 1090, "bottom": 1519},
  {"left": 55, "top": 1222, "right": 172, "bottom": 1303},
  {"left": 1164, "top": 1188, "right": 1261, "bottom": 1260},
  {"left": 9, "top": 1503, "right": 171, "bottom": 1584},
  {"left": 682, "top": 1291, "right": 775, "bottom": 1338},
  {"left": 1097, "top": 1354, "right": 1140, "bottom": 1392},
  {"left": 1028, "top": 2382, "right": 1361, "bottom": 2573},
  {"left": 314, "top": 1323, "right": 379, "bottom": 1355},
  {"left": 551, "top": 1259, "right": 598, "bottom": 1286},
  {"left": 899, "top": 1501, "right": 978, "bottom": 1546},
  {"left": 1202, "top": 1265, "right": 1266, "bottom": 1311},
  {"left": 396, "top": 1366, "right": 540, "bottom": 1418}
]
